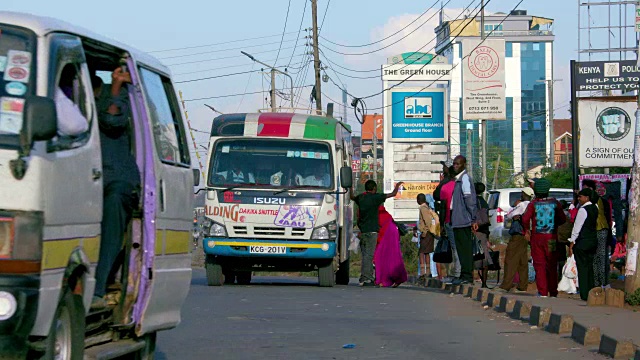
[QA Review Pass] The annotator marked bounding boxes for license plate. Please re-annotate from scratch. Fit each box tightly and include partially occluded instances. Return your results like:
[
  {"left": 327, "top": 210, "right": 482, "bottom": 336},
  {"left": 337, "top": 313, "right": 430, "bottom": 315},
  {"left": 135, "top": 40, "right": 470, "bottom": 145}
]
[{"left": 249, "top": 245, "right": 286, "bottom": 254}]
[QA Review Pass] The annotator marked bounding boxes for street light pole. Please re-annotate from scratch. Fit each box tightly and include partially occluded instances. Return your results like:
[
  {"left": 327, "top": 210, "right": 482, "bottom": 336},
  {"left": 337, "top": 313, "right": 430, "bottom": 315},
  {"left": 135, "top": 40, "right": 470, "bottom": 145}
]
[
  {"left": 538, "top": 79, "right": 562, "bottom": 169},
  {"left": 241, "top": 51, "right": 294, "bottom": 111}
]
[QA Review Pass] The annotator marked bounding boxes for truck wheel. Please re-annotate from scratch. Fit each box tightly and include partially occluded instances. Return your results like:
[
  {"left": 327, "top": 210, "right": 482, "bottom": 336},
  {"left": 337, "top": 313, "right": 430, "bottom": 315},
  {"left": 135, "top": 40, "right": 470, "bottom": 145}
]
[
  {"left": 335, "top": 259, "right": 350, "bottom": 285},
  {"left": 43, "top": 291, "right": 85, "bottom": 360},
  {"left": 318, "top": 262, "right": 335, "bottom": 287},
  {"left": 205, "top": 256, "right": 224, "bottom": 286},
  {"left": 236, "top": 272, "right": 252, "bottom": 285}
]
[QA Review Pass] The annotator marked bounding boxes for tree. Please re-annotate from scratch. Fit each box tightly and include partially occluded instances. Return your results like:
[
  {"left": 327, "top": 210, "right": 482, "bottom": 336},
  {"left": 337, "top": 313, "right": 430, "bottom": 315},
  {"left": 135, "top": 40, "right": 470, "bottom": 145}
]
[{"left": 541, "top": 166, "right": 573, "bottom": 188}]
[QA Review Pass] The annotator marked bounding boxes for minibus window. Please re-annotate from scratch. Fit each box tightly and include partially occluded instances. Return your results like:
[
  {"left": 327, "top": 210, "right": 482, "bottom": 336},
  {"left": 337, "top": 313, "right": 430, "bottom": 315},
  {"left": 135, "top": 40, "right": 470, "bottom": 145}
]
[
  {"left": 0, "top": 24, "right": 36, "bottom": 147},
  {"left": 138, "top": 67, "right": 190, "bottom": 166}
]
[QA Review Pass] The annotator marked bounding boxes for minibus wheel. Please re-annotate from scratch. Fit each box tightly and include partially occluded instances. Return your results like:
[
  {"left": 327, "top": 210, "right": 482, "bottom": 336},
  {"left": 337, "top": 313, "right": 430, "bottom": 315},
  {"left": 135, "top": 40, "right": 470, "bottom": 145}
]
[
  {"left": 44, "top": 291, "right": 85, "bottom": 360},
  {"left": 205, "top": 256, "right": 224, "bottom": 286}
]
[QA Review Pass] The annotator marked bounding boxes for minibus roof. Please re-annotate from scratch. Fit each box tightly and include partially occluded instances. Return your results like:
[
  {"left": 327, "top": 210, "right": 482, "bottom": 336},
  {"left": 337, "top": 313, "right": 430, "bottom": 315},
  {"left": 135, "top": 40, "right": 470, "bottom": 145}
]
[{"left": 0, "top": 11, "right": 169, "bottom": 75}]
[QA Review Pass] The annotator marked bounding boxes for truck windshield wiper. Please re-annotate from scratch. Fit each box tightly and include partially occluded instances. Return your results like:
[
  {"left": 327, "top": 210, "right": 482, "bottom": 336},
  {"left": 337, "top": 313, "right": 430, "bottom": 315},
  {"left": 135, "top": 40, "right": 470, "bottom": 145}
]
[
  {"left": 221, "top": 183, "right": 256, "bottom": 193},
  {"left": 273, "top": 185, "right": 326, "bottom": 195}
]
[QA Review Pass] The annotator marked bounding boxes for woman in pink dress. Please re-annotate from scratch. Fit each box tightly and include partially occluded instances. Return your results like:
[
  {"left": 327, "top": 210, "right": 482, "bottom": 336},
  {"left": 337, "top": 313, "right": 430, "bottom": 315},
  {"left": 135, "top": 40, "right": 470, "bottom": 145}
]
[{"left": 374, "top": 206, "right": 408, "bottom": 287}]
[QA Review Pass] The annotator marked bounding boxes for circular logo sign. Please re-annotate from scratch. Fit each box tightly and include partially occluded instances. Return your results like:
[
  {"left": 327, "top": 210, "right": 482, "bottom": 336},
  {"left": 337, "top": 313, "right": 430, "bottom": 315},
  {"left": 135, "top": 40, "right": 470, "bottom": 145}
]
[
  {"left": 596, "top": 107, "right": 631, "bottom": 141},
  {"left": 468, "top": 46, "right": 500, "bottom": 78}
]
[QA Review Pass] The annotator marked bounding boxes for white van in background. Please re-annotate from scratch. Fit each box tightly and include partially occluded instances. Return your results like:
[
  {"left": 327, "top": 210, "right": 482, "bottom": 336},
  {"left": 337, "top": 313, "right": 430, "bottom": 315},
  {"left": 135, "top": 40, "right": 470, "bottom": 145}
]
[{"left": 488, "top": 188, "right": 574, "bottom": 240}]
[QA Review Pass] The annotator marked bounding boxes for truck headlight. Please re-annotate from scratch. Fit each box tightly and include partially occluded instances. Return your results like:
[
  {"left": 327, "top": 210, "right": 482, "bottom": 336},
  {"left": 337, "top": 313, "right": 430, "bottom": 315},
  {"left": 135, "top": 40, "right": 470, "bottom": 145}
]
[
  {"left": 202, "top": 218, "right": 227, "bottom": 237},
  {"left": 0, "top": 291, "right": 17, "bottom": 321},
  {"left": 311, "top": 221, "right": 337, "bottom": 240}
]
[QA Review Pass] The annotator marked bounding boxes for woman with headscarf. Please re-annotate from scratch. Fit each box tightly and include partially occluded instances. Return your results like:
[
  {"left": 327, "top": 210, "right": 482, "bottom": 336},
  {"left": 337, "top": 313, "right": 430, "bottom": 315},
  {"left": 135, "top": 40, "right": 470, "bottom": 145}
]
[{"left": 374, "top": 206, "right": 408, "bottom": 287}]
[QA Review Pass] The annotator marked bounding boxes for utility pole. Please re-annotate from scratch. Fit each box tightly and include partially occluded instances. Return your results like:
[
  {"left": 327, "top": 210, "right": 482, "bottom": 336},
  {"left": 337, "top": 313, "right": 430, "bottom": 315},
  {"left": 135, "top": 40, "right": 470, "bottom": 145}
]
[
  {"left": 480, "top": 0, "right": 487, "bottom": 186},
  {"left": 241, "top": 51, "right": 294, "bottom": 112},
  {"left": 311, "top": 0, "right": 322, "bottom": 113},
  {"left": 467, "top": 126, "right": 474, "bottom": 177},
  {"left": 373, "top": 130, "right": 378, "bottom": 182},
  {"left": 523, "top": 144, "right": 528, "bottom": 181},
  {"left": 548, "top": 80, "right": 555, "bottom": 168},
  {"left": 625, "top": 56, "right": 640, "bottom": 295},
  {"left": 492, "top": 154, "right": 501, "bottom": 190}
]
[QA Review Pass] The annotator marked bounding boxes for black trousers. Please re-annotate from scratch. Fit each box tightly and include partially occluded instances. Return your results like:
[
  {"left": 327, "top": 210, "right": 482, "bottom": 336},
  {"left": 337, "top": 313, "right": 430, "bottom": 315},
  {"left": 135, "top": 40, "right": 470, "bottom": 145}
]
[
  {"left": 453, "top": 227, "right": 474, "bottom": 282},
  {"left": 94, "top": 181, "right": 138, "bottom": 297},
  {"left": 574, "top": 239, "right": 597, "bottom": 301}
]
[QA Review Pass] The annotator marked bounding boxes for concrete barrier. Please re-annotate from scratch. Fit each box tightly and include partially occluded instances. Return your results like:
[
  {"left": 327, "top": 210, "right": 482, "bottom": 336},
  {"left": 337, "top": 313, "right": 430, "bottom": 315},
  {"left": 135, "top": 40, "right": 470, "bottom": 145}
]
[
  {"left": 529, "top": 306, "right": 552, "bottom": 327},
  {"left": 571, "top": 322, "right": 601, "bottom": 347},
  {"left": 510, "top": 300, "right": 532, "bottom": 320},
  {"left": 497, "top": 297, "right": 516, "bottom": 313},
  {"left": 546, "top": 313, "right": 574, "bottom": 334},
  {"left": 598, "top": 335, "right": 636, "bottom": 359}
]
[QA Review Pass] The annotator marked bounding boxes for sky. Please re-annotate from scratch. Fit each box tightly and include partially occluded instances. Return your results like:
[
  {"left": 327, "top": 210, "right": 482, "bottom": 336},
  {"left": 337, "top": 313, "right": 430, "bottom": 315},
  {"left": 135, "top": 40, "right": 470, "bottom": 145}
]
[{"left": 3, "top": 0, "right": 635, "bottom": 161}]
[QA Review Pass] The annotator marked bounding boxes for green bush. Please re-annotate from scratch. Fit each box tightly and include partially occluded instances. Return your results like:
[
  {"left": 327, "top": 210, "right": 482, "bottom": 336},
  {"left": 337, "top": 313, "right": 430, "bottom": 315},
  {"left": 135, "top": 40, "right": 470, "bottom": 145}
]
[{"left": 626, "top": 288, "right": 640, "bottom": 307}]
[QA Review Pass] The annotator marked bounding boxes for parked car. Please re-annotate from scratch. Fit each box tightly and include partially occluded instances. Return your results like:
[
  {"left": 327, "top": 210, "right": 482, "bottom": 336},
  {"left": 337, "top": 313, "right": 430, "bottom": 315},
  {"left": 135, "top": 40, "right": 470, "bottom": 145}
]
[{"left": 488, "top": 187, "right": 575, "bottom": 240}]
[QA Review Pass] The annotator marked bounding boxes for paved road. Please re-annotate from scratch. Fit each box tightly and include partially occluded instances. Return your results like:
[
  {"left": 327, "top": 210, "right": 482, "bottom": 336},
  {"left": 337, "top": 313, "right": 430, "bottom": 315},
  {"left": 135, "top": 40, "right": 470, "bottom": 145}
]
[{"left": 156, "top": 269, "right": 605, "bottom": 360}]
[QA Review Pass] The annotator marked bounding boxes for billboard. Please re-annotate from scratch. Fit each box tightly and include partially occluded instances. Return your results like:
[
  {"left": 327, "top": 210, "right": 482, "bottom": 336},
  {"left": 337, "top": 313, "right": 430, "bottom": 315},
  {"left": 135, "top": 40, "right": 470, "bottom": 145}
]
[
  {"left": 462, "top": 39, "right": 506, "bottom": 120},
  {"left": 578, "top": 97, "right": 636, "bottom": 168},
  {"left": 394, "top": 182, "right": 439, "bottom": 200},
  {"left": 388, "top": 88, "right": 447, "bottom": 142},
  {"left": 382, "top": 64, "right": 453, "bottom": 81},
  {"left": 574, "top": 60, "right": 640, "bottom": 91},
  {"left": 362, "top": 114, "right": 383, "bottom": 140}
]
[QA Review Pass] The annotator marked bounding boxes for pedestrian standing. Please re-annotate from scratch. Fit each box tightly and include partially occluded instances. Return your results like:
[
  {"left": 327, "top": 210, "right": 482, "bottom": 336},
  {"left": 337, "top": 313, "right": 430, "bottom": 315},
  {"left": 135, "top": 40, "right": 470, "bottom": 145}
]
[
  {"left": 349, "top": 180, "right": 403, "bottom": 287},
  {"left": 568, "top": 188, "right": 598, "bottom": 301},
  {"left": 474, "top": 182, "right": 492, "bottom": 288},
  {"left": 522, "top": 178, "right": 567, "bottom": 297},
  {"left": 449, "top": 156, "right": 478, "bottom": 286},
  {"left": 581, "top": 180, "right": 611, "bottom": 287},
  {"left": 498, "top": 187, "right": 533, "bottom": 293},
  {"left": 433, "top": 162, "right": 461, "bottom": 283},
  {"left": 417, "top": 193, "right": 439, "bottom": 278}
]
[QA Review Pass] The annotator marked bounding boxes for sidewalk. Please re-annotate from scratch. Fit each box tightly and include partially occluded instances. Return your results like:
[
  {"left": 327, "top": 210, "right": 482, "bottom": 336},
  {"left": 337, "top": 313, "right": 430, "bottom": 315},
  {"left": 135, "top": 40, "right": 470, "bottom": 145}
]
[{"left": 411, "top": 277, "right": 640, "bottom": 359}]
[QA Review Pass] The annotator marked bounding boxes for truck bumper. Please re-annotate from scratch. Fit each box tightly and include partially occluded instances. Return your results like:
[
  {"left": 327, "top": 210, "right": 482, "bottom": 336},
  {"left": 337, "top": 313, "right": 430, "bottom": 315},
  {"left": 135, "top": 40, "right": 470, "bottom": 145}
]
[
  {"left": 0, "top": 274, "right": 40, "bottom": 358},
  {"left": 203, "top": 238, "right": 336, "bottom": 259}
]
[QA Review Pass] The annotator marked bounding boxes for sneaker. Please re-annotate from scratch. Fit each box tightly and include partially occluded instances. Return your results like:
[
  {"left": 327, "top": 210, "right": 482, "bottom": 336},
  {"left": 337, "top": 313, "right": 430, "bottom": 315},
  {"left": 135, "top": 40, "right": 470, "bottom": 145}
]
[
  {"left": 443, "top": 277, "right": 454, "bottom": 285},
  {"left": 361, "top": 281, "right": 376, "bottom": 287},
  {"left": 452, "top": 278, "right": 463, "bottom": 285},
  {"left": 536, "top": 294, "right": 548, "bottom": 298},
  {"left": 90, "top": 296, "right": 107, "bottom": 310}
]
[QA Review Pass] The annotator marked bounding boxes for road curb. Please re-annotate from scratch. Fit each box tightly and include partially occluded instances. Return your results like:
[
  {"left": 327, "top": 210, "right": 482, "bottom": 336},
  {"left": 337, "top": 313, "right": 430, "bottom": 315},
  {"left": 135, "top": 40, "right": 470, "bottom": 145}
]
[
  {"left": 571, "top": 322, "right": 601, "bottom": 347},
  {"left": 546, "top": 313, "right": 574, "bottom": 334},
  {"left": 410, "top": 279, "right": 639, "bottom": 358},
  {"left": 598, "top": 335, "right": 637, "bottom": 359}
]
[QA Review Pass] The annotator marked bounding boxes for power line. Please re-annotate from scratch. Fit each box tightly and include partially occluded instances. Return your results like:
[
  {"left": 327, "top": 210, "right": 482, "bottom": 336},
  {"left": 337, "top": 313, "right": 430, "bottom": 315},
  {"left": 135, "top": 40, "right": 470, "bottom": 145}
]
[
  {"left": 319, "top": 0, "right": 331, "bottom": 34},
  {"left": 274, "top": 0, "right": 293, "bottom": 66},
  {"left": 319, "top": 0, "right": 445, "bottom": 57},
  {"left": 361, "top": 0, "right": 524, "bottom": 109},
  {"left": 318, "top": 0, "right": 475, "bottom": 75},
  {"left": 149, "top": 31, "right": 301, "bottom": 53},
  {"left": 165, "top": 43, "right": 305, "bottom": 66},
  {"left": 158, "top": 38, "right": 303, "bottom": 60},
  {"left": 320, "top": 0, "right": 448, "bottom": 48},
  {"left": 172, "top": 57, "right": 307, "bottom": 76},
  {"left": 237, "top": 62, "right": 256, "bottom": 112},
  {"left": 175, "top": 69, "right": 260, "bottom": 84},
  {"left": 183, "top": 84, "right": 313, "bottom": 102},
  {"left": 287, "top": 0, "right": 308, "bottom": 68}
]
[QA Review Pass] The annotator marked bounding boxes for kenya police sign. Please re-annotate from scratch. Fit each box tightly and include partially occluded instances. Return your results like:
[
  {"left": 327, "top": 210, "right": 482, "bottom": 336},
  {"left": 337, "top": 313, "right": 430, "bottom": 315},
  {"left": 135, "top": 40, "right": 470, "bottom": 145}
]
[
  {"left": 575, "top": 60, "right": 640, "bottom": 91},
  {"left": 578, "top": 97, "right": 636, "bottom": 168}
]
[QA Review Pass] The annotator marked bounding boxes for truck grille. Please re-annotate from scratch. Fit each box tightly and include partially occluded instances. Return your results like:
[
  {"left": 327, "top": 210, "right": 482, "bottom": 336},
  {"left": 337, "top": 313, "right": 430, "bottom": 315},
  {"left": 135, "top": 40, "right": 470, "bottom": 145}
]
[{"left": 231, "top": 225, "right": 308, "bottom": 239}]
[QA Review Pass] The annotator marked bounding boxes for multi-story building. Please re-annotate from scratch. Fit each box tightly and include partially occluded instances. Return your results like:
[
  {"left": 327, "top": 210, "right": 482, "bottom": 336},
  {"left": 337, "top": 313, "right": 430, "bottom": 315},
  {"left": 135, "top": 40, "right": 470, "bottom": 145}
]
[{"left": 435, "top": 9, "right": 554, "bottom": 180}]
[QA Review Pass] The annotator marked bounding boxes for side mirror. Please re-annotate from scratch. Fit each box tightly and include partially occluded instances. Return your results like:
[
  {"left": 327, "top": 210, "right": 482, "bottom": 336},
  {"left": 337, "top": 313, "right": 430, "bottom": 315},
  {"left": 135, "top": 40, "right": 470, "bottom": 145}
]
[
  {"left": 340, "top": 166, "right": 353, "bottom": 189},
  {"left": 193, "top": 169, "right": 201, "bottom": 187},
  {"left": 23, "top": 96, "right": 57, "bottom": 143}
]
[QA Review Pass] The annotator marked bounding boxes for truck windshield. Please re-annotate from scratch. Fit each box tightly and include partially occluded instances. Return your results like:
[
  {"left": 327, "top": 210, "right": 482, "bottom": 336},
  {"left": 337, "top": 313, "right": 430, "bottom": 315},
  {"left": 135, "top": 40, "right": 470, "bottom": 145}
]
[
  {"left": 208, "top": 139, "right": 333, "bottom": 190},
  {"left": 0, "top": 24, "right": 37, "bottom": 148}
]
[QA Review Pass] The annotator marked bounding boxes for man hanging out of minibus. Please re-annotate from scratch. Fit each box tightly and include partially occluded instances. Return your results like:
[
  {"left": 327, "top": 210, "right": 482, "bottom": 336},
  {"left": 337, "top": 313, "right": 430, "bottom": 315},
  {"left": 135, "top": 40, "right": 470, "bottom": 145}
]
[{"left": 91, "top": 68, "right": 140, "bottom": 309}]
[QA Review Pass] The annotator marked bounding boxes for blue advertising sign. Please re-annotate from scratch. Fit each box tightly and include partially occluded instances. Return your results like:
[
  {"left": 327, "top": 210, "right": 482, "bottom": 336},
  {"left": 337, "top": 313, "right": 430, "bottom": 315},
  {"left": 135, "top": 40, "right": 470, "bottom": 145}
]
[{"left": 390, "top": 89, "right": 447, "bottom": 141}]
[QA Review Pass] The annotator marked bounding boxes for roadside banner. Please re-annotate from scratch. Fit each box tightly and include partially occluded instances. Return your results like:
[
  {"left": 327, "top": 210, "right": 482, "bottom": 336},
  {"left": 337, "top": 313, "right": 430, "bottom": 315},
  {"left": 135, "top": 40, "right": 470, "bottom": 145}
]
[
  {"left": 577, "top": 97, "right": 636, "bottom": 168},
  {"left": 462, "top": 38, "right": 506, "bottom": 120}
]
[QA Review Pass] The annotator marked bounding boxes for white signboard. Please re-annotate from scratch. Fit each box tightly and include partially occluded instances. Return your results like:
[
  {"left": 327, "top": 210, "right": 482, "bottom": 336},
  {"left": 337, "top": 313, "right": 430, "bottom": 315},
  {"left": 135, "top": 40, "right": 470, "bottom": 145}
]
[
  {"left": 462, "top": 39, "right": 506, "bottom": 120},
  {"left": 578, "top": 98, "right": 636, "bottom": 168},
  {"left": 381, "top": 64, "right": 452, "bottom": 81}
]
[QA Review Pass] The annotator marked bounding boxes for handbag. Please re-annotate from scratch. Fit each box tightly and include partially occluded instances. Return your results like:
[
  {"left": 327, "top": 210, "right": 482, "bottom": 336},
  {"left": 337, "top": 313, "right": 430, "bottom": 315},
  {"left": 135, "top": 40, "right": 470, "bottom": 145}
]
[
  {"left": 395, "top": 221, "right": 408, "bottom": 236},
  {"left": 472, "top": 234, "right": 485, "bottom": 261},
  {"left": 509, "top": 219, "right": 524, "bottom": 236},
  {"left": 433, "top": 236, "right": 453, "bottom": 264}
]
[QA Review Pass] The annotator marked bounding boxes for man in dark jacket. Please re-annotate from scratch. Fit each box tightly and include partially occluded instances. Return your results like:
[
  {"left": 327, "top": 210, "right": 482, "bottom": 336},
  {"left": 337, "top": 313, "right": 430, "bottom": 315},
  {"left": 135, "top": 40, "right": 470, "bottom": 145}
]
[
  {"left": 569, "top": 188, "right": 598, "bottom": 301},
  {"left": 91, "top": 69, "right": 141, "bottom": 308},
  {"left": 449, "top": 156, "right": 478, "bottom": 285}
]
